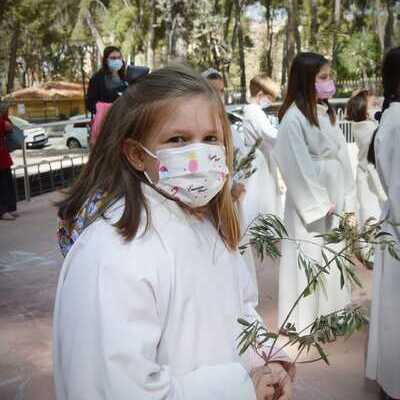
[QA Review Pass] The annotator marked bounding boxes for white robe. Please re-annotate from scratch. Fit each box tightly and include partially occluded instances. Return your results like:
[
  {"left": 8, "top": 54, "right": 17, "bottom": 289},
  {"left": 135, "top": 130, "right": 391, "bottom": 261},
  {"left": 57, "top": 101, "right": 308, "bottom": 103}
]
[
  {"left": 53, "top": 186, "right": 288, "bottom": 400},
  {"left": 242, "top": 103, "right": 283, "bottom": 220},
  {"left": 366, "top": 102, "right": 400, "bottom": 398},
  {"left": 353, "top": 120, "right": 386, "bottom": 225},
  {"left": 273, "top": 104, "right": 356, "bottom": 332}
]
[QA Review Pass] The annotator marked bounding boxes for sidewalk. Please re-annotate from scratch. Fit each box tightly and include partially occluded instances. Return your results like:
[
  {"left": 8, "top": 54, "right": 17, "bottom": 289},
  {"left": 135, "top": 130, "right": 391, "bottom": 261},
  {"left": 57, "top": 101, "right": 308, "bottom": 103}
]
[{"left": 0, "top": 193, "right": 379, "bottom": 399}]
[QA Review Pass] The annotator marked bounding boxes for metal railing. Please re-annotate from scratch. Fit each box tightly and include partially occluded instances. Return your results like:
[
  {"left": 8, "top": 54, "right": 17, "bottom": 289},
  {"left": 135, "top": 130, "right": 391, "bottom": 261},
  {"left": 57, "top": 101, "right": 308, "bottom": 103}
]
[
  {"left": 12, "top": 153, "right": 89, "bottom": 201},
  {"left": 339, "top": 120, "right": 354, "bottom": 143}
]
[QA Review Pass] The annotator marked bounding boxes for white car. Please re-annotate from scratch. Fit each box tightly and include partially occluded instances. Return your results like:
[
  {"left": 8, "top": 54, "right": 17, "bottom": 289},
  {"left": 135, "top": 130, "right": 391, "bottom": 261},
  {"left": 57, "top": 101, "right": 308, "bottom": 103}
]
[
  {"left": 9, "top": 115, "right": 49, "bottom": 148},
  {"left": 64, "top": 115, "right": 90, "bottom": 149}
]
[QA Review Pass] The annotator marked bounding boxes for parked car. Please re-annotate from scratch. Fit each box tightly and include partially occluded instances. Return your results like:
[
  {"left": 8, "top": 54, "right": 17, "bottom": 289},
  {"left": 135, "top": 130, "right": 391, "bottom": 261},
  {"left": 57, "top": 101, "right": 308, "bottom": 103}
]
[
  {"left": 9, "top": 115, "right": 49, "bottom": 149},
  {"left": 64, "top": 115, "right": 90, "bottom": 149}
]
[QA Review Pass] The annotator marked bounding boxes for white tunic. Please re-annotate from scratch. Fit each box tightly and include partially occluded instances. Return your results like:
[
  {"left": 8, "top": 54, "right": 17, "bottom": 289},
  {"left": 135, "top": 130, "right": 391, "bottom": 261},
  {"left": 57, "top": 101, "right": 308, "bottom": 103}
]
[
  {"left": 352, "top": 120, "right": 386, "bottom": 225},
  {"left": 366, "top": 102, "right": 400, "bottom": 398},
  {"left": 53, "top": 187, "right": 286, "bottom": 400},
  {"left": 273, "top": 104, "right": 356, "bottom": 332},
  {"left": 242, "top": 103, "right": 283, "bottom": 220}
]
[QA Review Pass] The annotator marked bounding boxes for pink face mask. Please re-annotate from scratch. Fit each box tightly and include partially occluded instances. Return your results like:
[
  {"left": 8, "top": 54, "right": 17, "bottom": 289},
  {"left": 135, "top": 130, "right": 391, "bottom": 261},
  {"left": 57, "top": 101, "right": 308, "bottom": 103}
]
[{"left": 315, "top": 80, "right": 336, "bottom": 100}]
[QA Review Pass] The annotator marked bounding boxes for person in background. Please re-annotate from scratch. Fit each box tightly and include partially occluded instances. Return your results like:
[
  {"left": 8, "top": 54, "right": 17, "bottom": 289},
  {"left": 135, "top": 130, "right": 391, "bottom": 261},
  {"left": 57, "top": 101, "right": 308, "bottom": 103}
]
[
  {"left": 86, "top": 46, "right": 127, "bottom": 115},
  {"left": 202, "top": 68, "right": 246, "bottom": 202},
  {"left": 366, "top": 47, "right": 400, "bottom": 400},
  {"left": 86, "top": 46, "right": 127, "bottom": 144},
  {"left": 273, "top": 52, "right": 356, "bottom": 333},
  {"left": 346, "top": 90, "right": 386, "bottom": 228},
  {"left": 54, "top": 65, "right": 294, "bottom": 400},
  {"left": 0, "top": 102, "right": 18, "bottom": 221},
  {"left": 242, "top": 74, "right": 282, "bottom": 220},
  {"left": 202, "top": 68, "right": 225, "bottom": 101}
]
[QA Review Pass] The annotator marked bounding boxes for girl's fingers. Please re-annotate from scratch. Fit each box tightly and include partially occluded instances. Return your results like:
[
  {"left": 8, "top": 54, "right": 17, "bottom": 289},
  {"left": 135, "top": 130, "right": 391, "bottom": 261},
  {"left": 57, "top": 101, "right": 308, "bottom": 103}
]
[
  {"left": 261, "top": 385, "right": 275, "bottom": 400},
  {"left": 277, "top": 377, "right": 292, "bottom": 400}
]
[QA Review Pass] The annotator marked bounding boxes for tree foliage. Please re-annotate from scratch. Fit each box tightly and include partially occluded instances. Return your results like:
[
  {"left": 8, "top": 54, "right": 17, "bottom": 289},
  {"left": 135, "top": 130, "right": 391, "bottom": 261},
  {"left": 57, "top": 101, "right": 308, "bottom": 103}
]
[{"left": 1, "top": 0, "right": 399, "bottom": 95}]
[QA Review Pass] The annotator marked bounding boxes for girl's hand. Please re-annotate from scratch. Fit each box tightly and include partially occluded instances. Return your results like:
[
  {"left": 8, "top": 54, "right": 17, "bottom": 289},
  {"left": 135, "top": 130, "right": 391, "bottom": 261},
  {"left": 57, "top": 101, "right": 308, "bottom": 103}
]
[
  {"left": 268, "top": 362, "right": 294, "bottom": 400},
  {"left": 327, "top": 203, "right": 336, "bottom": 216},
  {"left": 250, "top": 365, "right": 279, "bottom": 400}
]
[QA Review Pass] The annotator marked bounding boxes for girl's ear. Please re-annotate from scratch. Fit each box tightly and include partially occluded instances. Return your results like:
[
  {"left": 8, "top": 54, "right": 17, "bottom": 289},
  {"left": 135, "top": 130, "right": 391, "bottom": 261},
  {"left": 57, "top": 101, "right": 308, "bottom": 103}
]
[{"left": 123, "top": 139, "right": 145, "bottom": 171}]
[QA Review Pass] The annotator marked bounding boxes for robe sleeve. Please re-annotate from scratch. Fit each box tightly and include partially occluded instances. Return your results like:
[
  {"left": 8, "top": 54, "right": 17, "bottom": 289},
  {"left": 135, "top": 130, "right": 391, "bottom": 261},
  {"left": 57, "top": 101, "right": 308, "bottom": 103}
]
[
  {"left": 381, "top": 123, "right": 400, "bottom": 228},
  {"left": 388, "top": 129, "right": 400, "bottom": 227},
  {"left": 54, "top": 239, "right": 256, "bottom": 400},
  {"left": 243, "top": 106, "right": 278, "bottom": 157},
  {"left": 273, "top": 116, "right": 332, "bottom": 225}
]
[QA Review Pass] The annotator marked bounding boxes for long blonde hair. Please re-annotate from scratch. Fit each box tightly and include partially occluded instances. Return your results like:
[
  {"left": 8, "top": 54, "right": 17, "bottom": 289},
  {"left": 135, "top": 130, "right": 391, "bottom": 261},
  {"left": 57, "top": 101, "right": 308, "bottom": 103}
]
[{"left": 58, "top": 65, "right": 240, "bottom": 250}]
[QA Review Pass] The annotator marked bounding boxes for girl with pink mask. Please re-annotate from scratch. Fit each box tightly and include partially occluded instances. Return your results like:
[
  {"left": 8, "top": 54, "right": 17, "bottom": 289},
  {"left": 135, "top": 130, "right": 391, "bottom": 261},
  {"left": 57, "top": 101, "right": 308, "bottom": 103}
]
[{"left": 272, "top": 53, "right": 356, "bottom": 334}]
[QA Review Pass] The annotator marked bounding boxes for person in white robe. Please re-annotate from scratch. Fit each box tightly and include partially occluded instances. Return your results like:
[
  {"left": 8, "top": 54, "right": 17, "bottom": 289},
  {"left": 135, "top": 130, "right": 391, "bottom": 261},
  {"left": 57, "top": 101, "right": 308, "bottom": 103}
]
[
  {"left": 54, "top": 189, "right": 286, "bottom": 399},
  {"left": 272, "top": 53, "right": 356, "bottom": 333},
  {"left": 237, "top": 76, "right": 283, "bottom": 295},
  {"left": 54, "top": 65, "right": 293, "bottom": 400},
  {"left": 346, "top": 90, "right": 386, "bottom": 226},
  {"left": 366, "top": 47, "right": 400, "bottom": 400},
  {"left": 241, "top": 74, "right": 283, "bottom": 221}
]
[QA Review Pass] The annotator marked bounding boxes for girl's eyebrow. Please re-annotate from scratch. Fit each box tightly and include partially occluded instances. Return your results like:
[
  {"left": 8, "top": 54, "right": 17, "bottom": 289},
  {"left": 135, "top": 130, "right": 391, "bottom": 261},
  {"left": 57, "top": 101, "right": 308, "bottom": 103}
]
[{"left": 163, "top": 127, "right": 220, "bottom": 136}]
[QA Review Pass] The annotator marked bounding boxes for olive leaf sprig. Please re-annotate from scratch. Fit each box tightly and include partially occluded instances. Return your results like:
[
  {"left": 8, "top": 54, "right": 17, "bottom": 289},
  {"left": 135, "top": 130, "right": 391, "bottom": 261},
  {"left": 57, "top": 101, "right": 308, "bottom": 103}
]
[
  {"left": 237, "top": 213, "right": 399, "bottom": 370},
  {"left": 233, "top": 138, "right": 262, "bottom": 181}
]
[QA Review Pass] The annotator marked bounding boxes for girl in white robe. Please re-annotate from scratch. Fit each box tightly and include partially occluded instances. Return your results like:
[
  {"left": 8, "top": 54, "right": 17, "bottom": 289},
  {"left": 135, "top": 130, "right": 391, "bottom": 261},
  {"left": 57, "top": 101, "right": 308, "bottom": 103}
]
[
  {"left": 272, "top": 53, "right": 356, "bottom": 333},
  {"left": 242, "top": 74, "right": 283, "bottom": 220},
  {"left": 346, "top": 90, "right": 386, "bottom": 226},
  {"left": 366, "top": 47, "right": 400, "bottom": 400},
  {"left": 53, "top": 66, "right": 293, "bottom": 400}
]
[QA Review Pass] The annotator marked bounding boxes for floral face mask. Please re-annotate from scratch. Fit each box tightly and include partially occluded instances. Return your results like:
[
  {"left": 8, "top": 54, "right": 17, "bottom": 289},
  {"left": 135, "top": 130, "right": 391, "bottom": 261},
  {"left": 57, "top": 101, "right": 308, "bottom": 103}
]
[{"left": 141, "top": 142, "right": 229, "bottom": 208}]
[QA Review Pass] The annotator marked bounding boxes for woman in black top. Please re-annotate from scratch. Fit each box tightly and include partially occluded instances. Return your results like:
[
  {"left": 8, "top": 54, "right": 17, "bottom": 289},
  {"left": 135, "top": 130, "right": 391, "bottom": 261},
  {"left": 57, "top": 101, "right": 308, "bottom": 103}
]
[{"left": 86, "top": 46, "right": 128, "bottom": 114}]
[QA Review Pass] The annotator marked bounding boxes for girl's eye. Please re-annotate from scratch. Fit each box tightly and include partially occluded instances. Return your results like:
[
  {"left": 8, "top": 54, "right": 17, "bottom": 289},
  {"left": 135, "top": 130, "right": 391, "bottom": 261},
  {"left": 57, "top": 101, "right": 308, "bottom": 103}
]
[
  {"left": 204, "top": 135, "right": 218, "bottom": 142},
  {"left": 167, "top": 136, "right": 186, "bottom": 144}
]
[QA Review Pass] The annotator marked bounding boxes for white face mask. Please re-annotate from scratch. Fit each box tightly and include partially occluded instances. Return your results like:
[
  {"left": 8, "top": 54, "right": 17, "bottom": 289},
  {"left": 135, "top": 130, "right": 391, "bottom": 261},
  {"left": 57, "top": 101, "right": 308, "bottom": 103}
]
[
  {"left": 259, "top": 97, "right": 272, "bottom": 109},
  {"left": 141, "top": 142, "right": 229, "bottom": 208}
]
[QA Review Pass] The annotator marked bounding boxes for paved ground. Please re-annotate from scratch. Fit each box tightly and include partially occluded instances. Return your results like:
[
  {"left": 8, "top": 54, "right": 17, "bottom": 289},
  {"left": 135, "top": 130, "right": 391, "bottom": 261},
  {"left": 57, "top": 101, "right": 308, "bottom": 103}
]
[{"left": 0, "top": 192, "right": 380, "bottom": 399}]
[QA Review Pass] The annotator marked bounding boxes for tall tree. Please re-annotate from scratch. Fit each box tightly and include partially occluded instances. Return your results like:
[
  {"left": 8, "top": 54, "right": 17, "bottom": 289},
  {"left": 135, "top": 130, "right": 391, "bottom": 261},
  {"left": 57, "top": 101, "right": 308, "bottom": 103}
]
[
  {"left": 309, "top": 0, "right": 318, "bottom": 49},
  {"left": 384, "top": 0, "right": 396, "bottom": 54},
  {"left": 233, "top": 0, "right": 247, "bottom": 102}
]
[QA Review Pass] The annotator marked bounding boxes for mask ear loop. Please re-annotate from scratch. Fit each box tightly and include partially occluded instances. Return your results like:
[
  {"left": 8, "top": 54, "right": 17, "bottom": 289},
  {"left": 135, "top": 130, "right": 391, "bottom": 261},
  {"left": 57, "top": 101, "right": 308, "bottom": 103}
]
[{"left": 137, "top": 143, "right": 158, "bottom": 185}]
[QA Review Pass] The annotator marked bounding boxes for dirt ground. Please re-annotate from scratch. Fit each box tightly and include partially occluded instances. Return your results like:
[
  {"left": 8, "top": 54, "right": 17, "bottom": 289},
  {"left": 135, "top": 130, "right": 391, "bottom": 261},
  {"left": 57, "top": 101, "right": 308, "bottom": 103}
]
[{"left": 0, "top": 192, "right": 380, "bottom": 399}]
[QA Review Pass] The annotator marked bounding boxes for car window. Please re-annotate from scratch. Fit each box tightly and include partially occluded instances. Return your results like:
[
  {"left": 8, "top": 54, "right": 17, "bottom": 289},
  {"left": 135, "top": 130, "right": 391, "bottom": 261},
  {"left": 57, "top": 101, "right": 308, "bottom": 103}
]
[
  {"left": 9, "top": 115, "right": 31, "bottom": 128},
  {"left": 73, "top": 122, "right": 88, "bottom": 128}
]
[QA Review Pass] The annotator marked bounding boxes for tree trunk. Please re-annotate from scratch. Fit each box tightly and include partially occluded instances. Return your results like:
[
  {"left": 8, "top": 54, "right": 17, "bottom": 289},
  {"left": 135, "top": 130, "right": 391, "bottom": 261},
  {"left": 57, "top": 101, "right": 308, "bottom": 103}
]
[
  {"left": 166, "top": 0, "right": 188, "bottom": 62},
  {"left": 309, "top": 0, "right": 318, "bottom": 49},
  {"left": 222, "top": 0, "right": 233, "bottom": 87},
  {"left": 331, "top": 0, "right": 341, "bottom": 67},
  {"left": 262, "top": 0, "right": 274, "bottom": 75},
  {"left": 234, "top": 0, "right": 246, "bottom": 103},
  {"left": 285, "top": 1, "right": 297, "bottom": 78},
  {"left": 292, "top": 0, "right": 301, "bottom": 52},
  {"left": 384, "top": 0, "right": 395, "bottom": 54},
  {"left": 85, "top": 10, "right": 105, "bottom": 65},
  {"left": 7, "top": 25, "right": 19, "bottom": 94},
  {"left": 223, "top": 0, "right": 233, "bottom": 43},
  {"left": 281, "top": 19, "right": 289, "bottom": 88},
  {"left": 374, "top": 0, "right": 386, "bottom": 55},
  {"left": 146, "top": 0, "right": 156, "bottom": 68}
]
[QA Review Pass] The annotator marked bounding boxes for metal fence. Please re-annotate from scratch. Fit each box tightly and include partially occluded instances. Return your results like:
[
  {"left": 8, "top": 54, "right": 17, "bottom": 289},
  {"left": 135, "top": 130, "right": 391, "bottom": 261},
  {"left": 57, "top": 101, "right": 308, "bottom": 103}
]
[{"left": 11, "top": 154, "right": 88, "bottom": 201}]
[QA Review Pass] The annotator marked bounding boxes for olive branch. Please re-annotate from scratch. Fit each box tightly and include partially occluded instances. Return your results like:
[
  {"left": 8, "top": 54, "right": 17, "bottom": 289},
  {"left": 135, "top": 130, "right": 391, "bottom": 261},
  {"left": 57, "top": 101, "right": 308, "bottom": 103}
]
[
  {"left": 233, "top": 138, "right": 262, "bottom": 181},
  {"left": 237, "top": 213, "right": 400, "bottom": 372}
]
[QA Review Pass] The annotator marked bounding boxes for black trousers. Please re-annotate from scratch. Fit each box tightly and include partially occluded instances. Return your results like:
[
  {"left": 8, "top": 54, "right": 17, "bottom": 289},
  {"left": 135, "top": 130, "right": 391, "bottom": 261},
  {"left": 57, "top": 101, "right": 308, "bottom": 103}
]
[{"left": 0, "top": 168, "right": 17, "bottom": 216}]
